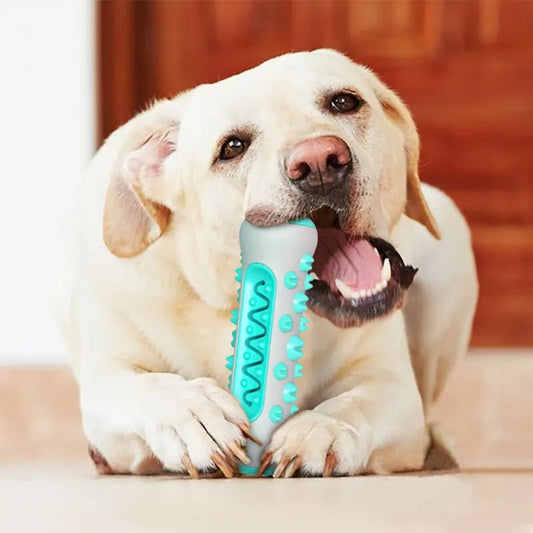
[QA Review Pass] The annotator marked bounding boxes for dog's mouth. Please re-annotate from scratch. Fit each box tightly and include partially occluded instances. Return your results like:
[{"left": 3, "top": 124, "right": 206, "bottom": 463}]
[{"left": 306, "top": 206, "right": 418, "bottom": 328}]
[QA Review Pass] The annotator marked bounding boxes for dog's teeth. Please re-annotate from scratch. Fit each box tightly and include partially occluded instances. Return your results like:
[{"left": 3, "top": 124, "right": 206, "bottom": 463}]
[
  {"left": 335, "top": 279, "right": 369, "bottom": 300},
  {"left": 335, "top": 279, "right": 355, "bottom": 299},
  {"left": 373, "top": 247, "right": 381, "bottom": 258},
  {"left": 309, "top": 271, "right": 319, "bottom": 280},
  {"left": 381, "top": 259, "right": 391, "bottom": 281},
  {"left": 335, "top": 279, "right": 385, "bottom": 301}
]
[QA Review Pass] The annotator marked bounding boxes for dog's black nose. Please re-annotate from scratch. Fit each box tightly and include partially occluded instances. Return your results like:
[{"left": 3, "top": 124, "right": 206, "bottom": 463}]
[{"left": 286, "top": 135, "right": 352, "bottom": 194}]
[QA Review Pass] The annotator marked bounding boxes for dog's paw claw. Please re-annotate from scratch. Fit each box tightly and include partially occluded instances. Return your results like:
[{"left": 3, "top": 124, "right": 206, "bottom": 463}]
[
  {"left": 323, "top": 448, "right": 337, "bottom": 477},
  {"left": 182, "top": 453, "right": 199, "bottom": 479},
  {"left": 211, "top": 451, "right": 235, "bottom": 478},
  {"left": 283, "top": 456, "right": 302, "bottom": 478}
]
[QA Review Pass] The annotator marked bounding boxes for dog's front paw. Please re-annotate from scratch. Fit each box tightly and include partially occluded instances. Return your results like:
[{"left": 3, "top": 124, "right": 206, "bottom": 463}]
[
  {"left": 85, "top": 374, "right": 261, "bottom": 477},
  {"left": 259, "top": 410, "right": 372, "bottom": 477},
  {"left": 138, "top": 375, "right": 260, "bottom": 477}
]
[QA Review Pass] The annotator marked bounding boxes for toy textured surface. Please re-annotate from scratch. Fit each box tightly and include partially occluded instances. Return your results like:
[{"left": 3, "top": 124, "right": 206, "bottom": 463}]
[{"left": 227, "top": 218, "right": 318, "bottom": 475}]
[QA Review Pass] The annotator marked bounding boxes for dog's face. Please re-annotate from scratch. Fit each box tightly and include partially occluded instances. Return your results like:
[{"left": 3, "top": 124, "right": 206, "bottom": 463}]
[{"left": 103, "top": 49, "right": 439, "bottom": 326}]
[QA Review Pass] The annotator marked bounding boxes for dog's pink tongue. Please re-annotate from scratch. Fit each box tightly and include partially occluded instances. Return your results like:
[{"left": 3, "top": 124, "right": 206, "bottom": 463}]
[{"left": 313, "top": 228, "right": 382, "bottom": 292}]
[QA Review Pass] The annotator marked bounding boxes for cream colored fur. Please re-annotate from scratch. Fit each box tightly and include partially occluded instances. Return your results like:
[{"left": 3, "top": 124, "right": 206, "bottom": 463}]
[{"left": 66, "top": 50, "right": 478, "bottom": 476}]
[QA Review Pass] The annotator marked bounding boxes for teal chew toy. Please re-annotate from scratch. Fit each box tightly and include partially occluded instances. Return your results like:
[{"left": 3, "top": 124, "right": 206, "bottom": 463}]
[{"left": 227, "top": 217, "right": 318, "bottom": 476}]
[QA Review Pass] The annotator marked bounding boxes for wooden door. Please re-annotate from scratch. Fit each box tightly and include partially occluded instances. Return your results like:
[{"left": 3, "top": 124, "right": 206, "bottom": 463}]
[{"left": 98, "top": 0, "right": 533, "bottom": 346}]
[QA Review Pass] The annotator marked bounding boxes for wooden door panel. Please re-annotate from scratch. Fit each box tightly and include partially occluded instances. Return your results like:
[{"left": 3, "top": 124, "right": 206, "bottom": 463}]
[
  {"left": 345, "top": 0, "right": 442, "bottom": 56},
  {"left": 98, "top": 0, "right": 533, "bottom": 346}
]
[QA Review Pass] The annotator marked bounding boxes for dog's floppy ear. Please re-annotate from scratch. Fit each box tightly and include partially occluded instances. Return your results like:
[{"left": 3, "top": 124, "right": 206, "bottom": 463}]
[
  {"left": 103, "top": 105, "right": 180, "bottom": 258},
  {"left": 363, "top": 68, "right": 441, "bottom": 239}
]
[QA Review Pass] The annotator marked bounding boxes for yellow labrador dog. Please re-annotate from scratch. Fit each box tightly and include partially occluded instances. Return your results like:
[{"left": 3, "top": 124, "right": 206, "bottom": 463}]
[{"left": 67, "top": 49, "right": 478, "bottom": 477}]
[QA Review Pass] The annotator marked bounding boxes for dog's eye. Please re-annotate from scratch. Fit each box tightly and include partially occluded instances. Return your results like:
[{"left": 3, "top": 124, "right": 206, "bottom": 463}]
[
  {"left": 220, "top": 137, "right": 247, "bottom": 160},
  {"left": 330, "top": 93, "right": 363, "bottom": 114}
]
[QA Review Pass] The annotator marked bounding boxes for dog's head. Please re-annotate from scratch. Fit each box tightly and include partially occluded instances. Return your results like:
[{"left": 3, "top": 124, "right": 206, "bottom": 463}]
[{"left": 102, "top": 49, "right": 439, "bottom": 326}]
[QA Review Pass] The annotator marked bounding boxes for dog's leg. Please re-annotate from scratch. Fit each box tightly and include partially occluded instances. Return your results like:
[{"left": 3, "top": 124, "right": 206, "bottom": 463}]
[
  {"left": 261, "top": 312, "right": 428, "bottom": 477},
  {"left": 81, "top": 369, "right": 257, "bottom": 477}
]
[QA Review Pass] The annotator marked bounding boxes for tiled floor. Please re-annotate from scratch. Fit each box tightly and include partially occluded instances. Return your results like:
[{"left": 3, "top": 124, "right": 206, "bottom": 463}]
[{"left": 1, "top": 351, "right": 532, "bottom": 530}]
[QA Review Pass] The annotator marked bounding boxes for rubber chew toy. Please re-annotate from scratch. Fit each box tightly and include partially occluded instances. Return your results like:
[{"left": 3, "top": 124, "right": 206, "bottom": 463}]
[{"left": 227, "top": 217, "right": 318, "bottom": 476}]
